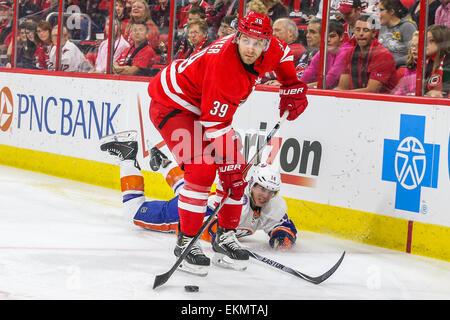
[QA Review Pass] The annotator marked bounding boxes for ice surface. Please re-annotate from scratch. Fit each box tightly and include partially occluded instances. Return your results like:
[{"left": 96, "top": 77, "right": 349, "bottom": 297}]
[{"left": 0, "top": 165, "right": 449, "bottom": 300}]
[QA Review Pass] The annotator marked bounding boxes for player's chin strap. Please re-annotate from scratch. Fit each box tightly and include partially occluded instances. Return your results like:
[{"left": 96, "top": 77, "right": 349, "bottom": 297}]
[{"left": 153, "top": 111, "right": 289, "bottom": 290}]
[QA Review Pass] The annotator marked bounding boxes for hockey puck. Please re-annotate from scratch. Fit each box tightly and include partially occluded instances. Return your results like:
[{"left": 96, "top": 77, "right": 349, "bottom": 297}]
[{"left": 184, "top": 285, "right": 199, "bottom": 292}]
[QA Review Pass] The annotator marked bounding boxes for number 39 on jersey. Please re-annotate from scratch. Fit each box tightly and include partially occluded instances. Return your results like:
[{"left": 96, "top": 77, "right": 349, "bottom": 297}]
[{"left": 210, "top": 101, "right": 229, "bottom": 118}]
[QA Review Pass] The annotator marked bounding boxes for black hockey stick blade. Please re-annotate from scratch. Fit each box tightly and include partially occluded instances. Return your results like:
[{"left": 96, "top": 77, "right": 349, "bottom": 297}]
[{"left": 247, "top": 250, "right": 346, "bottom": 285}]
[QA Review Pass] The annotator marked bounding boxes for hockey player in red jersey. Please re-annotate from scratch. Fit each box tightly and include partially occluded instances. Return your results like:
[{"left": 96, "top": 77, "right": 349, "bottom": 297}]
[{"left": 147, "top": 10, "right": 308, "bottom": 274}]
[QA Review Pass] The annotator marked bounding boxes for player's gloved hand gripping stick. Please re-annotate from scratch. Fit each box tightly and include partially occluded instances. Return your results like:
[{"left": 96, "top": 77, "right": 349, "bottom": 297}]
[{"left": 153, "top": 111, "right": 290, "bottom": 289}]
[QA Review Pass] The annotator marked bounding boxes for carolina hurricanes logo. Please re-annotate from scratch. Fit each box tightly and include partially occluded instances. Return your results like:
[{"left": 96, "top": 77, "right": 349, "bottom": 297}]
[
  {"left": 0, "top": 87, "right": 13, "bottom": 132},
  {"left": 428, "top": 75, "right": 441, "bottom": 87}
]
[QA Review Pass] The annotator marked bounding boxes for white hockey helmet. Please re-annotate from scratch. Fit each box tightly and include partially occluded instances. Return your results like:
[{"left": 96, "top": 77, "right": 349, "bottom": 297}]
[{"left": 249, "top": 163, "right": 281, "bottom": 193}]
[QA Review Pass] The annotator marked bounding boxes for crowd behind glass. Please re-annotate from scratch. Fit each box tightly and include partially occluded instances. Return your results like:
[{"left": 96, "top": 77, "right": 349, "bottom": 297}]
[{"left": 1, "top": 0, "right": 448, "bottom": 97}]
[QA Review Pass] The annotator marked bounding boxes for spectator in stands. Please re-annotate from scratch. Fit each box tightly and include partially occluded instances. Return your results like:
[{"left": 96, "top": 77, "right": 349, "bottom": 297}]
[
  {"left": 18, "top": 21, "right": 38, "bottom": 68},
  {"left": 25, "top": 20, "right": 38, "bottom": 45},
  {"left": 300, "top": 0, "right": 322, "bottom": 22},
  {"left": 296, "top": 18, "right": 321, "bottom": 78},
  {"left": 394, "top": 31, "right": 418, "bottom": 95},
  {"left": 177, "top": 0, "right": 212, "bottom": 30},
  {"left": 337, "top": 0, "right": 364, "bottom": 41},
  {"left": 300, "top": 19, "right": 349, "bottom": 88},
  {"left": 113, "top": 21, "right": 156, "bottom": 76},
  {"left": 423, "top": 24, "right": 450, "bottom": 97},
  {"left": 0, "top": 1, "right": 13, "bottom": 54},
  {"left": 263, "top": 0, "right": 289, "bottom": 22},
  {"left": 5, "top": 22, "right": 35, "bottom": 68},
  {"left": 206, "top": 0, "right": 239, "bottom": 36},
  {"left": 116, "top": 0, "right": 130, "bottom": 24},
  {"left": 91, "top": 16, "right": 130, "bottom": 74},
  {"left": 272, "top": 18, "right": 305, "bottom": 64},
  {"left": 334, "top": 15, "right": 398, "bottom": 93},
  {"left": 435, "top": 0, "right": 450, "bottom": 28},
  {"left": 216, "top": 15, "right": 237, "bottom": 39},
  {"left": 409, "top": 0, "right": 440, "bottom": 28},
  {"left": 247, "top": 0, "right": 269, "bottom": 15},
  {"left": 113, "top": 0, "right": 130, "bottom": 37},
  {"left": 377, "top": 0, "right": 417, "bottom": 68},
  {"left": 175, "top": 19, "right": 211, "bottom": 59},
  {"left": 263, "top": 17, "right": 306, "bottom": 85},
  {"left": 122, "top": 0, "right": 160, "bottom": 50},
  {"left": 18, "top": 0, "right": 40, "bottom": 19},
  {"left": 186, "top": 5, "right": 207, "bottom": 27},
  {"left": 48, "top": 26, "right": 92, "bottom": 72},
  {"left": 173, "top": 6, "right": 206, "bottom": 57},
  {"left": 151, "top": 0, "right": 171, "bottom": 32},
  {"left": 20, "top": 21, "right": 39, "bottom": 67},
  {"left": 34, "top": 20, "right": 53, "bottom": 70}
]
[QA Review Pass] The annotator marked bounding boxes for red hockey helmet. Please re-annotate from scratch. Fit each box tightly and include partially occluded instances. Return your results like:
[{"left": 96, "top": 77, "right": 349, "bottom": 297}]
[{"left": 238, "top": 11, "right": 272, "bottom": 40}]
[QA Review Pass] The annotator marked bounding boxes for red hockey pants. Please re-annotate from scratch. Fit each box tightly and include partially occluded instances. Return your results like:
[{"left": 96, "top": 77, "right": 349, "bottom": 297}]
[{"left": 149, "top": 100, "right": 242, "bottom": 236}]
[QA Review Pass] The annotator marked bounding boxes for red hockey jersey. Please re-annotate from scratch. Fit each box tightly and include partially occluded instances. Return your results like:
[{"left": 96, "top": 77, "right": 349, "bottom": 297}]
[{"left": 147, "top": 34, "right": 300, "bottom": 139}]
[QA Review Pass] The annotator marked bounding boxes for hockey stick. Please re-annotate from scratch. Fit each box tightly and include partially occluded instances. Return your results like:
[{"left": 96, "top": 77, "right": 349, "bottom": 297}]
[
  {"left": 246, "top": 250, "right": 346, "bottom": 285},
  {"left": 153, "top": 111, "right": 289, "bottom": 289}
]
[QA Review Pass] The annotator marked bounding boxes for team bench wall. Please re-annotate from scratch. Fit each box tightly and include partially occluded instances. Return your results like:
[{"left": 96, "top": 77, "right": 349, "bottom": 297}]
[{"left": 0, "top": 70, "right": 449, "bottom": 262}]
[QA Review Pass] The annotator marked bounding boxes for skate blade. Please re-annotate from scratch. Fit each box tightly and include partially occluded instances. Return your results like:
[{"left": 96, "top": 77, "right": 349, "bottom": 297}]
[
  {"left": 100, "top": 130, "right": 138, "bottom": 144},
  {"left": 178, "top": 261, "right": 209, "bottom": 277},
  {"left": 212, "top": 252, "right": 248, "bottom": 271}
]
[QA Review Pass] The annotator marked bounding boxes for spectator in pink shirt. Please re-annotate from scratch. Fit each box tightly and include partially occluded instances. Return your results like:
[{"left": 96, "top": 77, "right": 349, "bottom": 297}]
[
  {"left": 91, "top": 16, "right": 130, "bottom": 74},
  {"left": 300, "top": 20, "right": 350, "bottom": 89},
  {"left": 435, "top": 0, "right": 450, "bottom": 28},
  {"left": 394, "top": 31, "right": 418, "bottom": 95}
]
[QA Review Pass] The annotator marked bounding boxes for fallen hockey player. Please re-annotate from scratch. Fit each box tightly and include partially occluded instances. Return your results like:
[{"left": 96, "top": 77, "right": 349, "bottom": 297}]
[{"left": 100, "top": 131, "right": 298, "bottom": 275}]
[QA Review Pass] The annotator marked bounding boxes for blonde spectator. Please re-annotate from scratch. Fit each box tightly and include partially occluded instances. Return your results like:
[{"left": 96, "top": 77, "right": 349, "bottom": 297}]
[
  {"left": 394, "top": 31, "right": 419, "bottom": 95},
  {"left": 122, "top": 0, "right": 160, "bottom": 50},
  {"left": 246, "top": 0, "right": 269, "bottom": 15}
]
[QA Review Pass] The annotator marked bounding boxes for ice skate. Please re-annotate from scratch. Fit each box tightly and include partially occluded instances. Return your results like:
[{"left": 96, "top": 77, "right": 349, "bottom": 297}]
[
  {"left": 175, "top": 231, "right": 210, "bottom": 276},
  {"left": 149, "top": 146, "right": 172, "bottom": 171},
  {"left": 100, "top": 130, "right": 140, "bottom": 169},
  {"left": 212, "top": 227, "right": 249, "bottom": 271}
]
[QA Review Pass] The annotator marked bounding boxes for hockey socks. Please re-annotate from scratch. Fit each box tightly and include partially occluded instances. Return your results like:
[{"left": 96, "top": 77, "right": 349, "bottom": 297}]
[{"left": 120, "top": 160, "right": 145, "bottom": 221}]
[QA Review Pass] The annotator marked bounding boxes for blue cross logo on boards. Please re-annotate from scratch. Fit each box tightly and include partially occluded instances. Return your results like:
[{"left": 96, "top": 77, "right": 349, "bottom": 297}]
[{"left": 382, "top": 114, "right": 440, "bottom": 213}]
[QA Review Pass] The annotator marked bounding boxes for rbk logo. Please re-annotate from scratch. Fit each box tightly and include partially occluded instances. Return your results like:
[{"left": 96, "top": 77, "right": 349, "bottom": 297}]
[{"left": 382, "top": 114, "right": 440, "bottom": 213}]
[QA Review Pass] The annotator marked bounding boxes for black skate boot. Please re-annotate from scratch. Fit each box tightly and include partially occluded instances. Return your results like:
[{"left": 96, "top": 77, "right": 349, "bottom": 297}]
[
  {"left": 100, "top": 131, "right": 140, "bottom": 169},
  {"left": 212, "top": 227, "right": 249, "bottom": 271},
  {"left": 175, "top": 231, "right": 210, "bottom": 276},
  {"left": 149, "top": 146, "right": 172, "bottom": 171}
]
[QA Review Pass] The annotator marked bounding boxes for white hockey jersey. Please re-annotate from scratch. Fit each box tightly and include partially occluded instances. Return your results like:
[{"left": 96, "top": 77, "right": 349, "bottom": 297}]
[
  {"left": 208, "top": 186, "right": 289, "bottom": 238},
  {"left": 48, "top": 40, "right": 92, "bottom": 72}
]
